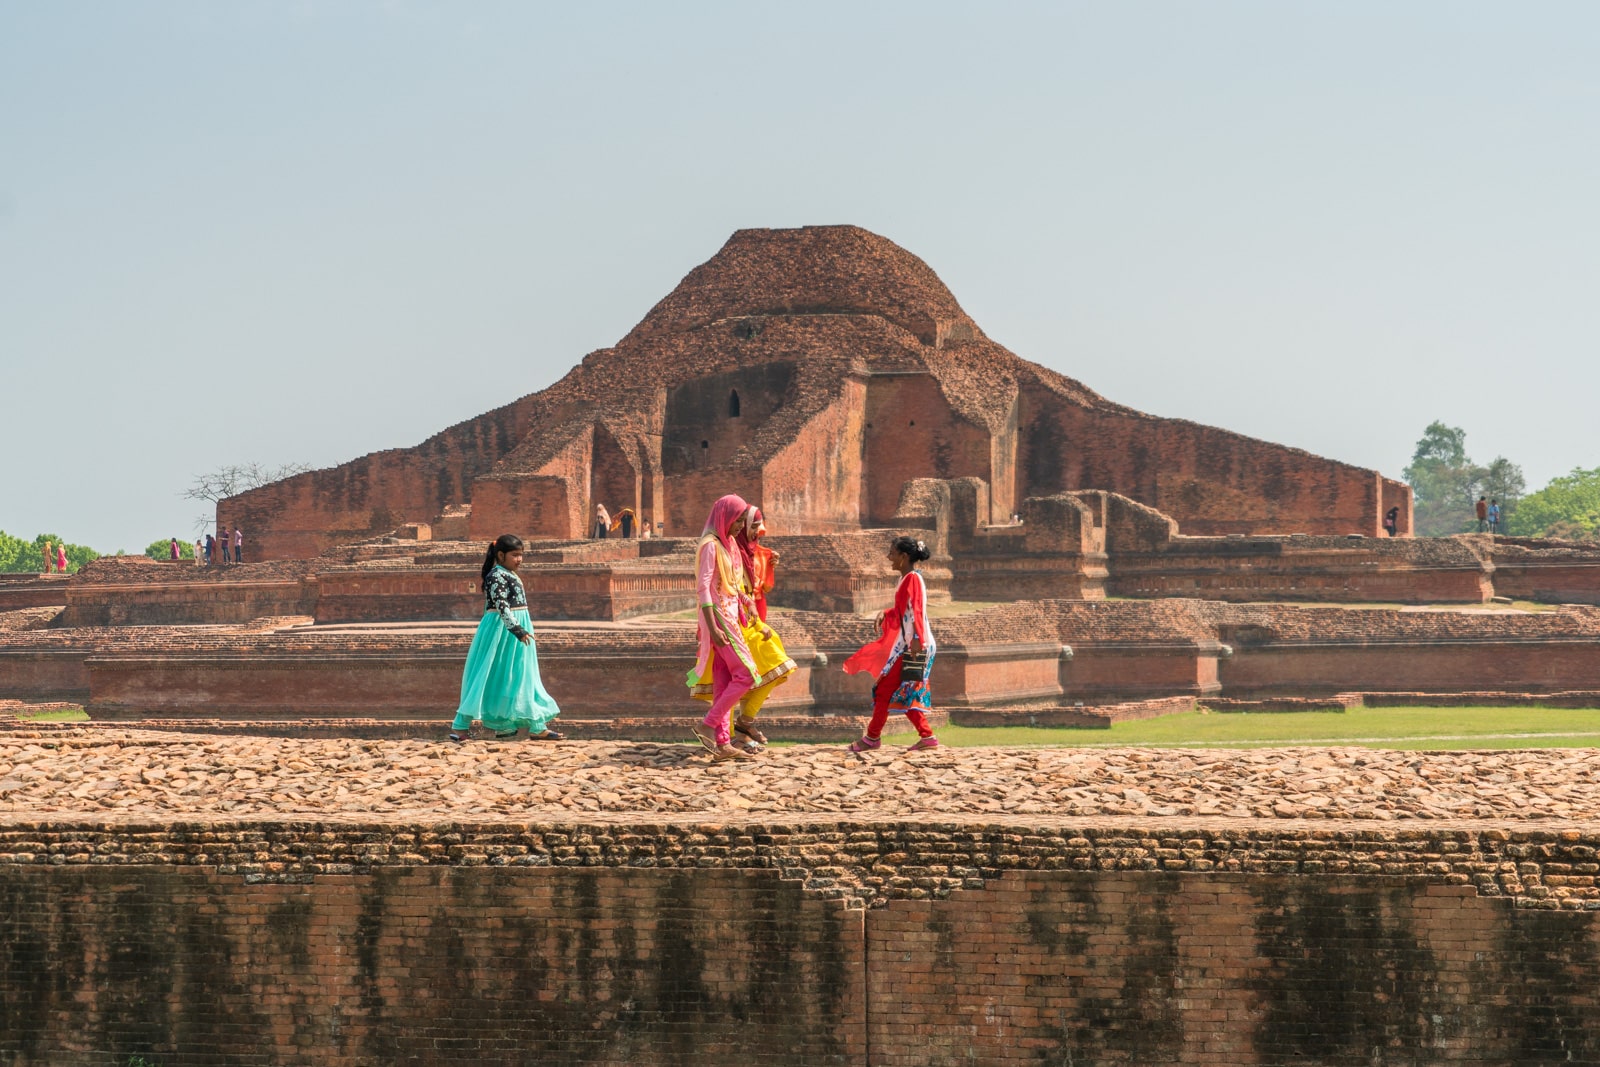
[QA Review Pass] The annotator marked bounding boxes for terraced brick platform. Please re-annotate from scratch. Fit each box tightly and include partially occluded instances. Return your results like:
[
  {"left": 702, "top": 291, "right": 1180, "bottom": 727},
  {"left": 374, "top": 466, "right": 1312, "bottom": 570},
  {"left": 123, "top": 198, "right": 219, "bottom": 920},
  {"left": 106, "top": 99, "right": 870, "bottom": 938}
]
[{"left": 6, "top": 731, "right": 1600, "bottom": 1065}]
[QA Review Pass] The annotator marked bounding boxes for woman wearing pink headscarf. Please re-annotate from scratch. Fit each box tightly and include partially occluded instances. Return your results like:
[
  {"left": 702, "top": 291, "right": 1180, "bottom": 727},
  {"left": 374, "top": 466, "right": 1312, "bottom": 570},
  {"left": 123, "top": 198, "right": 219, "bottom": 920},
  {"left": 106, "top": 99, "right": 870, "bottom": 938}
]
[{"left": 687, "top": 494, "right": 757, "bottom": 760}]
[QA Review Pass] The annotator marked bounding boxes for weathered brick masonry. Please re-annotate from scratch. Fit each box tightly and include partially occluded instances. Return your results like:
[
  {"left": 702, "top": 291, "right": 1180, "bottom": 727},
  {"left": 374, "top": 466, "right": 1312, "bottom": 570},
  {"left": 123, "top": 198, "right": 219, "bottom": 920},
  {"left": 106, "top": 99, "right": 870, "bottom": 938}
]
[
  {"left": 222, "top": 226, "right": 1410, "bottom": 558},
  {"left": 4, "top": 817, "right": 1600, "bottom": 1065}
]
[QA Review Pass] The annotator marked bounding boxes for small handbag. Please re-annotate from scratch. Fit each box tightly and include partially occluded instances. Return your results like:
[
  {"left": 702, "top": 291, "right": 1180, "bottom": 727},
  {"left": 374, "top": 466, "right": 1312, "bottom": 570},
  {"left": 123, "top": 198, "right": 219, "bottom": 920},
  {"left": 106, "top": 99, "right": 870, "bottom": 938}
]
[{"left": 898, "top": 649, "right": 929, "bottom": 678}]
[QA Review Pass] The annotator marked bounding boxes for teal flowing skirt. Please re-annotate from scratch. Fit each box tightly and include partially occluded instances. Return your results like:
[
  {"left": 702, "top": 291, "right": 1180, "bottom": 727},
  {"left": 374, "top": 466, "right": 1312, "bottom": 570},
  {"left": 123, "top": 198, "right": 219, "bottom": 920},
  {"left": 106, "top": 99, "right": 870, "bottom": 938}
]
[{"left": 452, "top": 608, "right": 561, "bottom": 733}]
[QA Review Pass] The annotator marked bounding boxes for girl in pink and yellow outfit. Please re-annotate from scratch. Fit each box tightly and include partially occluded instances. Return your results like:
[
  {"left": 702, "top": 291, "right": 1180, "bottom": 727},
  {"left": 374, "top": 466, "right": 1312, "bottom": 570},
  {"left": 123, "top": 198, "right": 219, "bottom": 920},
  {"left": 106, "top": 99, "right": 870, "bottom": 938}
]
[{"left": 687, "top": 494, "right": 758, "bottom": 760}]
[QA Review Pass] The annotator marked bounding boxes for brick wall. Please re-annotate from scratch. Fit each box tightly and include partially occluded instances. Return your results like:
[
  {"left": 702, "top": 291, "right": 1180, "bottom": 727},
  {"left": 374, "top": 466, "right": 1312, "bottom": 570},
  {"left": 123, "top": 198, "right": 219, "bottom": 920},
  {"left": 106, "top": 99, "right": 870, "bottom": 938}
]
[
  {"left": 761, "top": 375, "right": 868, "bottom": 535},
  {"left": 0, "top": 576, "right": 69, "bottom": 611},
  {"left": 862, "top": 373, "right": 994, "bottom": 526},
  {"left": 0, "top": 865, "right": 865, "bottom": 1067},
  {"left": 0, "top": 649, "right": 89, "bottom": 702},
  {"left": 58, "top": 579, "right": 313, "bottom": 627},
  {"left": 1018, "top": 383, "right": 1389, "bottom": 536},
  {"left": 4, "top": 821, "right": 1600, "bottom": 1065},
  {"left": 869, "top": 871, "right": 1600, "bottom": 1065},
  {"left": 468, "top": 472, "right": 576, "bottom": 541}
]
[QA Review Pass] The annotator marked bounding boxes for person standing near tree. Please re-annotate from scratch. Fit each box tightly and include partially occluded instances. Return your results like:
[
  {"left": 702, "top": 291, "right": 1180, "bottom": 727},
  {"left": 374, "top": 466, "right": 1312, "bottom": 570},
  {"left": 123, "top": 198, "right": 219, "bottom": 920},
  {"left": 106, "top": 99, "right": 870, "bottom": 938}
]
[
  {"left": 203, "top": 533, "right": 214, "bottom": 565},
  {"left": 193, "top": 536, "right": 204, "bottom": 566},
  {"left": 1488, "top": 500, "right": 1501, "bottom": 535},
  {"left": 41, "top": 540, "right": 53, "bottom": 574},
  {"left": 1475, "top": 496, "right": 1489, "bottom": 532},
  {"left": 169, "top": 537, "right": 180, "bottom": 561},
  {"left": 56, "top": 544, "right": 67, "bottom": 573}
]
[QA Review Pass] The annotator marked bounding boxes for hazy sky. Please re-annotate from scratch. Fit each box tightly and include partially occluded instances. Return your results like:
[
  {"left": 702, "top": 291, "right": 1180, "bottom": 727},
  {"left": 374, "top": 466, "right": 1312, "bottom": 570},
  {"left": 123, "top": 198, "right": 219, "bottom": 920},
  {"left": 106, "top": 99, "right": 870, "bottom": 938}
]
[{"left": 4, "top": 2, "right": 1597, "bottom": 552}]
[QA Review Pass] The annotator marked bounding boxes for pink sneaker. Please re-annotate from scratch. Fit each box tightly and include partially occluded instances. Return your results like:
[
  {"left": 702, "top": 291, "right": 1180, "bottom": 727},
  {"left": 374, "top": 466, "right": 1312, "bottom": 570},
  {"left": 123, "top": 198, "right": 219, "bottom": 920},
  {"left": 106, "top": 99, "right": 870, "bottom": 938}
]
[
  {"left": 848, "top": 735, "right": 882, "bottom": 753},
  {"left": 907, "top": 736, "right": 941, "bottom": 751}
]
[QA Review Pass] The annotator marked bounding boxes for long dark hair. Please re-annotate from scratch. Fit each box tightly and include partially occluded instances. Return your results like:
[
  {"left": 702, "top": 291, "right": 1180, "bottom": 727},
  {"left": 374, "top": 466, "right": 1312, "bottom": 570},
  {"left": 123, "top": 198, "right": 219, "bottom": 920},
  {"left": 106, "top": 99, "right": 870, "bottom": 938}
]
[
  {"left": 481, "top": 534, "right": 524, "bottom": 583},
  {"left": 891, "top": 535, "right": 931, "bottom": 565}
]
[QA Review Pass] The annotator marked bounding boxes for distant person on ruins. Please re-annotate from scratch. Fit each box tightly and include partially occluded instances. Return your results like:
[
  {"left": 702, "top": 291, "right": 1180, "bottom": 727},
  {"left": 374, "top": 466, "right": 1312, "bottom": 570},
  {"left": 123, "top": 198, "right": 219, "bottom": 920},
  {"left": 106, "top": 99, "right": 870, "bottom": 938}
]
[
  {"left": 687, "top": 494, "right": 757, "bottom": 760},
  {"left": 193, "top": 537, "right": 204, "bottom": 566},
  {"left": 204, "top": 534, "right": 215, "bottom": 565},
  {"left": 449, "top": 534, "right": 563, "bottom": 743},
  {"left": 1383, "top": 507, "right": 1399, "bottom": 537},
  {"left": 843, "top": 536, "right": 941, "bottom": 753},
  {"left": 233, "top": 527, "right": 243, "bottom": 563},
  {"left": 611, "top": 507, "right": 636, "bottom": 538},
  {"left": 169, "top": 537, "right": 180, "bottom": 560},
  {"left": 42, "top": 540, "right": 53, "bottom": 574},
  {"left": 1488, "top": 500, "right": 1500, "bottom": 535},
  {"left": 640, "top": 520, "right": 654, "bottom": 539},
  {"left": 592, "top": 504, "right": 610, "bottom": 539},
  {"left": 1476, "top": 496, "right": 1489, "bottom": 532},
  {"left": 55, "top": 543, "right": 67, "bottom": 574}
]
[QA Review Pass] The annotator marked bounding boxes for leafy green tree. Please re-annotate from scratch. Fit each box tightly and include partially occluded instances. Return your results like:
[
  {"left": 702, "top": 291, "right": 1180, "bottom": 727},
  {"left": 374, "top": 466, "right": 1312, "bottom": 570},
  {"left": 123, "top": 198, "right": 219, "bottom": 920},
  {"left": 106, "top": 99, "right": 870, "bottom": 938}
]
[
  {"left": 1404, "top": 421, "right": 1481, "bottom": 536},
  {"left": 145, "top": 537, "right": 196, "bottom": 560},
  {"left": 0, "top": 531, "right": 100, "bottom": 573},
  {"left": 0, "top": 530, "right": 29, "bottom": 573},
  {"left": 1506, "top": 467, "right": 1600, "bottom": 541},
  {"left": 1402, "top": 421, "right": 1524, "bottom": 536}
]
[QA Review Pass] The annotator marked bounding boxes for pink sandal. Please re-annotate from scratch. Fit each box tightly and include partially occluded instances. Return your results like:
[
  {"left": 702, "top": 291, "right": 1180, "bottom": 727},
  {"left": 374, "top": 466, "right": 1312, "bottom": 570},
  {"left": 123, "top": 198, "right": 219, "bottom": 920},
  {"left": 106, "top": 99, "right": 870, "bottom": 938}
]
[
  {"left": 848, "top": 735, "right": 882, "bottom": 753},
  {"left": 908, "top": 736, "right": 941, "bottom": 751}
]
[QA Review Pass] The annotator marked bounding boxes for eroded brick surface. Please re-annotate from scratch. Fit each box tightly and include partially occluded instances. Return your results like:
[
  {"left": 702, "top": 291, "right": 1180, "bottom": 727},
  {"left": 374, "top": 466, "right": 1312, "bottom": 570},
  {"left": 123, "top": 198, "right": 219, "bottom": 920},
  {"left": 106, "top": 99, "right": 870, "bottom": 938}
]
[
  {"left": 7, "top": 733, "right": 1600, "bottom": 1063},
  {"left": 219, "top": 226, "right": 1405, "bottom": 557}
]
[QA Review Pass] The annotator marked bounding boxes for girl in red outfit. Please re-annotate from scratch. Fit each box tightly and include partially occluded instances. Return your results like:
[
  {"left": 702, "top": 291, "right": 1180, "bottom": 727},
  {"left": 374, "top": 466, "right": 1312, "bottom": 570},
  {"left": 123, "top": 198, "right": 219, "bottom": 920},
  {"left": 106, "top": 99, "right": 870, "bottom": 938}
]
[
  {"left": 843, "top": 536, "right": 939, "bottom": 752},
  {"left": 739, "top": 507, "right": 777, "bottom": 622}
]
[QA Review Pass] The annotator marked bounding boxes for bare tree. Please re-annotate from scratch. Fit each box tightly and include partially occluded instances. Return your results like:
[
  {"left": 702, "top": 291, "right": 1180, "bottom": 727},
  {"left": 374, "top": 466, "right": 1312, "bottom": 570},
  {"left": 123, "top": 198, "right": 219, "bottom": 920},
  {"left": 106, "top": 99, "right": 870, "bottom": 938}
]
[
  {"left": 183, "top": 463, "right": 312, "bottom": 535},
  {"left": 183, "top": 462, "right": 313, "bottom": 507}
]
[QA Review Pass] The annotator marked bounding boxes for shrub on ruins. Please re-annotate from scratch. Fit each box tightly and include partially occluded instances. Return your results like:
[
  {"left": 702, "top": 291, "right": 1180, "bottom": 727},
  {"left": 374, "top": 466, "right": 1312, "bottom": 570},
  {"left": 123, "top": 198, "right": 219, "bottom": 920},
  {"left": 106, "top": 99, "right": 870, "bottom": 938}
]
[
  {"left": 1403, "top": 421, "right": 1523, "bottom": 536},
  {"left": 0, "top": 530, "right": 99, "bottom": 573},
  {"left": 1506, "top": 467, "right": 1600, "bottom": 541},
  {"left": 144, "top": 538, "right": 196, "bottom": 560}
]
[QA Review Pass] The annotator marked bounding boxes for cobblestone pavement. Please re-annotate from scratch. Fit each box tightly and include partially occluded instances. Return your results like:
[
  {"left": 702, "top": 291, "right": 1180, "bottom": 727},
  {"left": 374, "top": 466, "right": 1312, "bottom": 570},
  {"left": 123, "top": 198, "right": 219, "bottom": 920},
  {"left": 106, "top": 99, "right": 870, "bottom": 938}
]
[{"left": 1, "top": 729, "right": 1597, "bottom": 823}]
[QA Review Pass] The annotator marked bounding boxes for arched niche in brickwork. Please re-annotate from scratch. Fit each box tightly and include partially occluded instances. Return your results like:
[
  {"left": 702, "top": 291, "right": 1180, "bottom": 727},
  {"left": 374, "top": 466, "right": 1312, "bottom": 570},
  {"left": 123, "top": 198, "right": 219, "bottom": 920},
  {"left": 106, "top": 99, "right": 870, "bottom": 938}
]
[
  {"left": 1023, "top": 415, "right": 1067, "bottom": 498},
  {"left": 589, "top": 423, "right": 639, "bottom": 525}
]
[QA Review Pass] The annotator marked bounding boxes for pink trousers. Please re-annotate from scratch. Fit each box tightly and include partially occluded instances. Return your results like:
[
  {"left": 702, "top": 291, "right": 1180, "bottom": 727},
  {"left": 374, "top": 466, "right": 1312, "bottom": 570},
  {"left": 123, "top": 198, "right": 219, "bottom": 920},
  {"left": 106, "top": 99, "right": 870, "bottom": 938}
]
[{"left": 701, "top": 643, "right": 754, "bottom": 745}]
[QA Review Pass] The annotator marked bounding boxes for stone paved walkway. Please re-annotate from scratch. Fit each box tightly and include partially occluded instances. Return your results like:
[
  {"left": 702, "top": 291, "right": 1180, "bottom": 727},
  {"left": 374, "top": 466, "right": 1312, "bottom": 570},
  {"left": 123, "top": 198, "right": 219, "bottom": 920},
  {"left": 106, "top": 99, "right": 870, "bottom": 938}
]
[{"left": 2, "top": 729, "right": 1597, "bottom": 823}]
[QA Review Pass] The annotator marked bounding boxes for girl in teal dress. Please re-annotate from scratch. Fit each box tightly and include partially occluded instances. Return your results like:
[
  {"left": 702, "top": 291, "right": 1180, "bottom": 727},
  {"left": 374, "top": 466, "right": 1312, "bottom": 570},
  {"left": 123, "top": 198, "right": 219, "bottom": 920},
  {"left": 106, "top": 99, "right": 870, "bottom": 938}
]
[{"left": 449, "top": 534, "right": 563, "bottom": 742}]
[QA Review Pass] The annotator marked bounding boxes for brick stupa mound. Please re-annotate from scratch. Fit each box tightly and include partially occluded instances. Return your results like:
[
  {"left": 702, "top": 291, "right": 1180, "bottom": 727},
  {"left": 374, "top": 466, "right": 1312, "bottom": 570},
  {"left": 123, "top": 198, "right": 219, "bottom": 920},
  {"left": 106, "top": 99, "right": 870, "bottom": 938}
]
[{"left": 222, "top": 226, "right": 1411, "bottom": 559}]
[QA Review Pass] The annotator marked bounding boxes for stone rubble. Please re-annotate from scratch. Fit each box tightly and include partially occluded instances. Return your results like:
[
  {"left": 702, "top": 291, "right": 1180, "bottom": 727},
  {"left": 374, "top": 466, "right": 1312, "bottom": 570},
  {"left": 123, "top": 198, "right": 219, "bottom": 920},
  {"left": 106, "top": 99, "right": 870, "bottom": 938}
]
[{"left": 1, "top": 729, "right": 1597, "bottom": 823}]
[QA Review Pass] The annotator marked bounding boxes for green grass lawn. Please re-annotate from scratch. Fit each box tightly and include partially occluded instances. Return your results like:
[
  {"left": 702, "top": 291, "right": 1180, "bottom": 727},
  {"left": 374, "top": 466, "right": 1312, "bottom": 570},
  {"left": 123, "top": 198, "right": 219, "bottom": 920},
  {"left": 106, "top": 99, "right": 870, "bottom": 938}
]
[
  {"left": 8, "top": 706, "right": 88, "bottom": 722},
  {"left": 877, "top": 706, "right": 1600, "bottom": 750},
  {"left": 16, "top": 703, "right": 1600, "bottom": 751}
]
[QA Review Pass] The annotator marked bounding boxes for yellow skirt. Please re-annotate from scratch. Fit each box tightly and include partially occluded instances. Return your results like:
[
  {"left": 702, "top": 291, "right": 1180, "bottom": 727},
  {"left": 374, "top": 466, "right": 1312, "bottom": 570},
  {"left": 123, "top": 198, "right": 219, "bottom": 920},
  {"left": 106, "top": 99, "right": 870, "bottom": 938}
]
[{"left": 691, "top": 618, "right": 796, "bottom": 710}]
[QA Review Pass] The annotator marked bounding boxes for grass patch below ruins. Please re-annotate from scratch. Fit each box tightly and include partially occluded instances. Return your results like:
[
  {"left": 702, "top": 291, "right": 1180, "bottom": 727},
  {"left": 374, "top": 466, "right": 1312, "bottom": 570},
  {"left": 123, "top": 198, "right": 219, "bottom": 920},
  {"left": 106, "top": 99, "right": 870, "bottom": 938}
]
[
  {"left": 11, "top": 706, "right": 87, "bottom": 722},
  {"left": 880, "top": 706, "right": 1600, "bottom": 750}
]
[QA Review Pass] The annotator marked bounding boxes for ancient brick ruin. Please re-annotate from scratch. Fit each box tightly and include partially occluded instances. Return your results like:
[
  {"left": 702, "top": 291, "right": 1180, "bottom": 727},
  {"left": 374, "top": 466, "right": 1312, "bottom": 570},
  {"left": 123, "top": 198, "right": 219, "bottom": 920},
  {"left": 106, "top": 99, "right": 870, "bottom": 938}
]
[
  {"left": 219, "top": 225, "right": 1413, "bottom": 560},
  {"left": 9, "top": 225, "right": 1600, "bottom": 1065}
]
